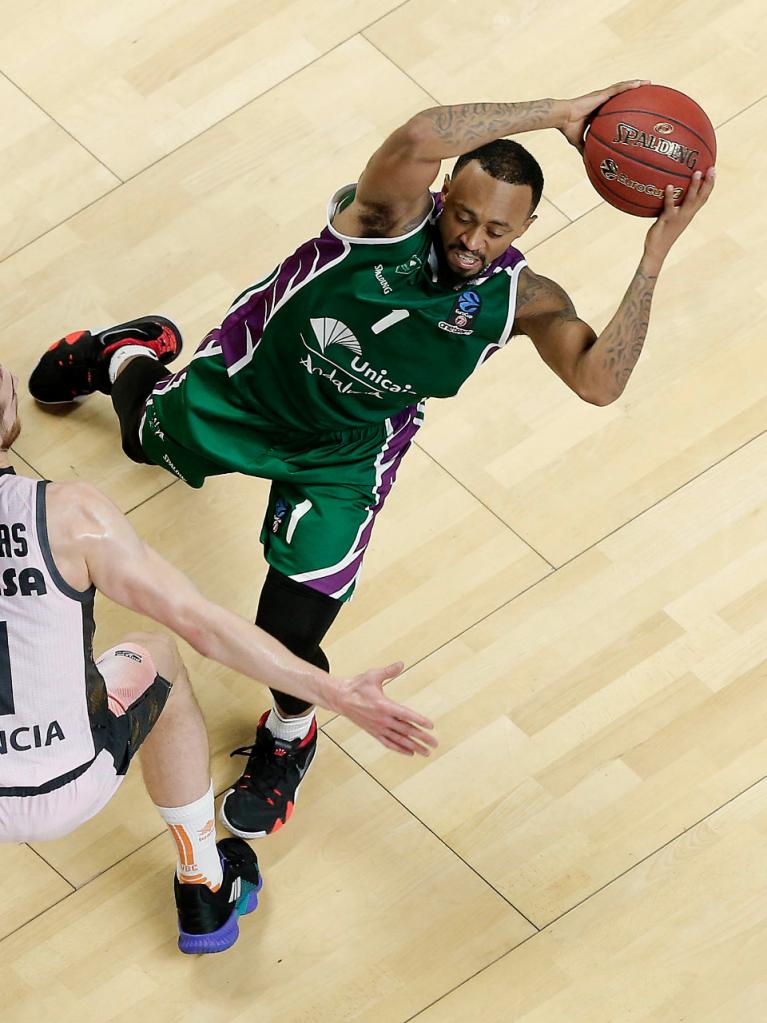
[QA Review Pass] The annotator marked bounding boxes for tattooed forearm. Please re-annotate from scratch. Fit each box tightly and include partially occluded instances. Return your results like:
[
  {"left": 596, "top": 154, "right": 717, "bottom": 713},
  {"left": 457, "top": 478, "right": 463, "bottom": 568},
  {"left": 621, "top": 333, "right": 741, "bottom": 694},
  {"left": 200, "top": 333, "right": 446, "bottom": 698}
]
[
  {"left": 597, "top": 269, "right": 657, "bottom": 393},
  {"left": 417, "top": 99, "right": 562, "bottom": 154}
]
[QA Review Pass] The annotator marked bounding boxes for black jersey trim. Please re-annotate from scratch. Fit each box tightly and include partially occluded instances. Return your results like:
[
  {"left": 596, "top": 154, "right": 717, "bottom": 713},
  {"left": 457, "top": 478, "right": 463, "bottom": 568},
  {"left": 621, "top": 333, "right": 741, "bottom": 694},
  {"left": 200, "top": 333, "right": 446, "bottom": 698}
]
[
  {"left": 0, "top": 587, "right": 110, "bottom": 796},
  {"left": 0, "top": 754, "right": 97, "bottom": 797},
  {"left": 35, "top": 481, "right": 96, "bottom": 602},
  {"left": 0, "top": 466, "right": 16, "bottom": 476}
]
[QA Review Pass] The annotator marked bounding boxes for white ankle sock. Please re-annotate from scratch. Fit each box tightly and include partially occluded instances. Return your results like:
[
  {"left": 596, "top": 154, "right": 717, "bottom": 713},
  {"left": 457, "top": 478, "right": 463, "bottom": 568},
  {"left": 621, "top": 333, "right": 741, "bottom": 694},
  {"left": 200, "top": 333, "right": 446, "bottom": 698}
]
[
  {"left": 108, "top": 345, "right": 158, "bottom": 384},
  {"left": 156, "top": 781, "right": 223, "bottom": 890},
  {"left": 266, "top": 706, "right": 315, "bottom": 743}
]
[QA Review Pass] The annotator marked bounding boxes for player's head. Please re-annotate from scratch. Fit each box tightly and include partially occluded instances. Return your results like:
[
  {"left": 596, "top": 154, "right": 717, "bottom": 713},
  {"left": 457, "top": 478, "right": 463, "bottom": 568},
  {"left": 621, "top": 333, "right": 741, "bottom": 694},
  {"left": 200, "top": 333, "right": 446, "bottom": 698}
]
[
  {"left": 438, "top": 139, "right": 543, "bottom": 281},
  {"left": 0, "top": 367, "right": 21, "bottom": 451}
]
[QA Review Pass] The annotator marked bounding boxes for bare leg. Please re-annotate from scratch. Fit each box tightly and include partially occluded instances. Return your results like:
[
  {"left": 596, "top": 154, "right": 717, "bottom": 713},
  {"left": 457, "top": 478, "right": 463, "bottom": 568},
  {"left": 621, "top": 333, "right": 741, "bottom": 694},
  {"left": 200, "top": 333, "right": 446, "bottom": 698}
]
[{"left": 121, "top": 631, "right": 210, "bottom": 807}]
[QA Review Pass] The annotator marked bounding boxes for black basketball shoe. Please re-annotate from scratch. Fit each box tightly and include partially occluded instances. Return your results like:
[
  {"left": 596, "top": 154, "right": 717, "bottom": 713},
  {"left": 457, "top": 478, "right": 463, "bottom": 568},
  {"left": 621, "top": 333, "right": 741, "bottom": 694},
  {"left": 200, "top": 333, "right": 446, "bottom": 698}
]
[
  {"left": 28, "top": 314, "right": 182, "bottom": 403},
  {"left": 175, "top": 837, "right": 262, "bottom": 955},
  {"left": 220, "top": 711, "right": 318, "bottom": 839}
]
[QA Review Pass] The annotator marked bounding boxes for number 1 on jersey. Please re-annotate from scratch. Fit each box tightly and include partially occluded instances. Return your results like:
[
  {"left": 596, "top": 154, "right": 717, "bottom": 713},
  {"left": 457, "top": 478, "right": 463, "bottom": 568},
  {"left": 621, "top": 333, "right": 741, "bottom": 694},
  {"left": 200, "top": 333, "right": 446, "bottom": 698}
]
[{"left": 371, "top": 309, "right": 410, "bottom": 335}]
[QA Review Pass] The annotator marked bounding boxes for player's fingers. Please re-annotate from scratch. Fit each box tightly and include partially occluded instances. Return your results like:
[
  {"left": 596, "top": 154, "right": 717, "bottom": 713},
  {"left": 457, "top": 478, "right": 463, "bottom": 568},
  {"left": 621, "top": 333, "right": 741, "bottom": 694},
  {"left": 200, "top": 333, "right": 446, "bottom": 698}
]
[
  {"left": 384, "top": 703, "right": 437, "bottom": 736},
  {"left": 383, "top": 660, "right": 405, "bottom": 681},
  {"left": 394, "top": 733, "right": 430, "bottom": 756},
  {"left": 389, "top": 701, "right": 434, "bottom": 731},
  {"left": 384, "top": 719, "right": 436, "bottom": 755},
  {"left": 411, "top": 735, "right": 437, "bottom": 755},
  {"left": 697, "top": 166, "right": 716, "bottom": 203},
  {"left": 686, "top": 169, "right": 703, "bottom": 201},
  {"left": 395, "top": 718, "right": 439, "bottom": 747},
  {"left": 610, "top": 79, "right": 650, "bottom": 95},
  {"left": 381, "top": 731, "right": 415, "bottom": 756},
  {"left": 370, "top": 661, "right": 405, "bottom": 687}
]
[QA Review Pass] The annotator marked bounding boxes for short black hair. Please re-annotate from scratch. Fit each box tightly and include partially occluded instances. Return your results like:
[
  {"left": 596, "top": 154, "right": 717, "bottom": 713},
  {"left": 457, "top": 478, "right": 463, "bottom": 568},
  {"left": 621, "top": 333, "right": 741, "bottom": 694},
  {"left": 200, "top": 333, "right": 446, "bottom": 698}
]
[{"left": 452, "top": 139, "right": 544, "bottom": 213}]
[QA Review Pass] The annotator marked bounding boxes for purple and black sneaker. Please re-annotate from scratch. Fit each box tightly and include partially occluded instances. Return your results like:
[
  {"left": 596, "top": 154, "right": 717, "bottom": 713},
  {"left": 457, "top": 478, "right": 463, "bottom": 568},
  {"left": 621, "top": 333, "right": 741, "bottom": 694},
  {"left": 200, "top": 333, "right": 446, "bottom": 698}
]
[{"left": 175, "top": 837, "right": 262, "bottom": 955}]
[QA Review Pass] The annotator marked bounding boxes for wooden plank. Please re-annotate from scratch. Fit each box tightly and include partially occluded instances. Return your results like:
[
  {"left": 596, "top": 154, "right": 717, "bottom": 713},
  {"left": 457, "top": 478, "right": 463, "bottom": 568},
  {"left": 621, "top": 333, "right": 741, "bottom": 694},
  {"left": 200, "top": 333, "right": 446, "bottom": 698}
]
[
  {"left": 327, "top": 434, "right": 767, "bottom": 923},
  {"left": 411, "top": 778, "right": 767, "bottom": 1022},
  {"left": 0, "top": 75, "right": 117, "bottom": 260}
]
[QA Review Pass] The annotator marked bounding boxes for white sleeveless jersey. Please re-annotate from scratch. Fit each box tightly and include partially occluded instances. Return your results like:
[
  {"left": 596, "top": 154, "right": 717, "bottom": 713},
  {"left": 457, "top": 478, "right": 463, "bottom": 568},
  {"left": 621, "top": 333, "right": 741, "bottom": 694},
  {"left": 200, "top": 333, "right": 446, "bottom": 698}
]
[{"left": 0, "top": 469, "right": 108, "bottom": 795}]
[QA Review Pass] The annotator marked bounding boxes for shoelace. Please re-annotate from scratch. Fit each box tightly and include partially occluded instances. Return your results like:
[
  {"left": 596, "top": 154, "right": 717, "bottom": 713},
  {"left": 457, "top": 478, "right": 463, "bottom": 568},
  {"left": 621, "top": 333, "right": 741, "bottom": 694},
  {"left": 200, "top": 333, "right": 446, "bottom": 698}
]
[{"left": 230, "top": 733, "right": 292, "bottom": 797}]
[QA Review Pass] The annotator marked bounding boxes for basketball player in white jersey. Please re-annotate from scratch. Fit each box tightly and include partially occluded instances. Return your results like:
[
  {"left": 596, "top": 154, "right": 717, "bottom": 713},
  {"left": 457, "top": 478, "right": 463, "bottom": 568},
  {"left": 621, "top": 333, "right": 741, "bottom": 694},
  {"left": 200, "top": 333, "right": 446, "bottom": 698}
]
[{"left": 0, "top": 367, "right": 435, "bottom": 954}]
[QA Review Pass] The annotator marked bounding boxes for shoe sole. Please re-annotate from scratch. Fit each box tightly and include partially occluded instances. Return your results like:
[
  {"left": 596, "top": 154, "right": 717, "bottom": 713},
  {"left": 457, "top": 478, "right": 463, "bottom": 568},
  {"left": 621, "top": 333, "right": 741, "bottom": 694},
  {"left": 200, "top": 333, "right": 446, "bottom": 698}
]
[
  {"left": 219, "top": 779, "right": 305, "bottom": 840},
  {"left": 31, "top": 314, "right": 183, "bottom": 406},
  {"left": 32, "top": 394, "right": 92, "bottom": 407},
  {"left": 177, "top": 873, "right": 263, "bottom": 955}
]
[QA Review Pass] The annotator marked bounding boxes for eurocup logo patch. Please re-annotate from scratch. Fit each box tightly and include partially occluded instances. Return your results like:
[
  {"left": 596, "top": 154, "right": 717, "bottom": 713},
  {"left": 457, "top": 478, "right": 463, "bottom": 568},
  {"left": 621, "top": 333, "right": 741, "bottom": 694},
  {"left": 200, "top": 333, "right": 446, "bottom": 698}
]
[
  {"left": 457, "top": 291, "right": 481, "bottom": 316},
  {"left": 439, "top": 289, "right": 481, "bottom": 335},
  {"left": 600, "top": 158, "right": 619, "bottom": 181}
]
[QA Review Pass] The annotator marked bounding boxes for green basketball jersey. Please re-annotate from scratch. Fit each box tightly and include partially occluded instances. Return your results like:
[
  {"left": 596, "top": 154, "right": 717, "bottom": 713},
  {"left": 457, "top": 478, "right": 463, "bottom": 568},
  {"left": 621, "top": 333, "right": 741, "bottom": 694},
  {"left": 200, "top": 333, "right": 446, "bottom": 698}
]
[{"left": 148, "top": 185, "right": 528, "bottom": 464}]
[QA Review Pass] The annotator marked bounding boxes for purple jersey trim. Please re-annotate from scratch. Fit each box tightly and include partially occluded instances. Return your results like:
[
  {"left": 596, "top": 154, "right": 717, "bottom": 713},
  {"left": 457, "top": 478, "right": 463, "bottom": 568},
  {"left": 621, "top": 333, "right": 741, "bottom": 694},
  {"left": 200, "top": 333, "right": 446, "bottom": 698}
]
[
  {"left": 291, "top": 403, "right": 423, "bottom": 599},
  {"left": 216, "top": 232, "right": 348, "bottom": 373}
]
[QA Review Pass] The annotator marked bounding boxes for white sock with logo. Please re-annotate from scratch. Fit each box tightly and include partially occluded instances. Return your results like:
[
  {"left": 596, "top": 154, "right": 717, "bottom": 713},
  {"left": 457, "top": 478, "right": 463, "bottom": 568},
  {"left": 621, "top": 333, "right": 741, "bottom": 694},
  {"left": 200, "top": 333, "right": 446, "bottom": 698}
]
[
  {"left": 108, "top": 345, "right": 158, "bottom": 385},
  {"left": 156, "top": 781, "right": 223, "bottom": 891},
  {"left": 266, "top": 705, "right": 315, "bottom": 743}
]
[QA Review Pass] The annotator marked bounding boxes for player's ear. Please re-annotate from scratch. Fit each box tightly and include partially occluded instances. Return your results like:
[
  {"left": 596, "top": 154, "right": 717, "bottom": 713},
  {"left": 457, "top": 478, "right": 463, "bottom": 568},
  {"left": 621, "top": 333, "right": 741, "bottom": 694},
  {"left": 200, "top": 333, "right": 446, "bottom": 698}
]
[
  {"left": 515, "top": 214, "right": 537, "bottom": 240},
  {"left": 441, "top": 173, "right": 451, "bottom": 199}
]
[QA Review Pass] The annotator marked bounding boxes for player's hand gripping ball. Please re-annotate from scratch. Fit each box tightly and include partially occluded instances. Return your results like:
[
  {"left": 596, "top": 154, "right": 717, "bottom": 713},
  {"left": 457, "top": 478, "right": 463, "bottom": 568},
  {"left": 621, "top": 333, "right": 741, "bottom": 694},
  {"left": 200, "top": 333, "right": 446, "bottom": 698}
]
[{"left": 583, "top": 84, "right": 716, "bottom": 216}]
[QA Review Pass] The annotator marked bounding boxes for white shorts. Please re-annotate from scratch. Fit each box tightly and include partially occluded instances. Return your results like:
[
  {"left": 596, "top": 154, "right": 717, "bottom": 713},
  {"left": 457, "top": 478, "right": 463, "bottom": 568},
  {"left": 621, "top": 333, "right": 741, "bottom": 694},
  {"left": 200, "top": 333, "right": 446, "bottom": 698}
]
[{"left": 0, "top": 643, "right": 170, "bottom": 842}]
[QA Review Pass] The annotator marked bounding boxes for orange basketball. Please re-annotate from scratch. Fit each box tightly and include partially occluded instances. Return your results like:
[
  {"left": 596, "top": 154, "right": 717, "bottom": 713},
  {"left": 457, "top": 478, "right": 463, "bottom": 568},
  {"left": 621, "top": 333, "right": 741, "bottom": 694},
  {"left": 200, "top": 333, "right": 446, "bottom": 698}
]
[{"left": 583, "top": 85, "right": 716, "bottom": 217}]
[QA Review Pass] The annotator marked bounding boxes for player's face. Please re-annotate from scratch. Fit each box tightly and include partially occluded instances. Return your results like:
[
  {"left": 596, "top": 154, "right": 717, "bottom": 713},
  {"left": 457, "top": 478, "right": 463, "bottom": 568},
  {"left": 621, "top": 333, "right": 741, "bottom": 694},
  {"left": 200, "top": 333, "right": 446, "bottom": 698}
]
[{"left": 438, "top": 163, "right": 537, "bottom": 280}]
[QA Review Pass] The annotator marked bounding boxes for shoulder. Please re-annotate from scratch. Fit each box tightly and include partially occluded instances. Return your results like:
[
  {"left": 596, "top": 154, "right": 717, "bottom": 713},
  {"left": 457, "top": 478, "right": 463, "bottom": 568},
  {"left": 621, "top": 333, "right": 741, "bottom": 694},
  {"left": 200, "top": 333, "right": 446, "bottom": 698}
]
[
  {"left": 42, "top": 482, "right": 114, "bottom": 592},
  {"left": 45, "top": 481, "right": 118, "bottom": 537}
]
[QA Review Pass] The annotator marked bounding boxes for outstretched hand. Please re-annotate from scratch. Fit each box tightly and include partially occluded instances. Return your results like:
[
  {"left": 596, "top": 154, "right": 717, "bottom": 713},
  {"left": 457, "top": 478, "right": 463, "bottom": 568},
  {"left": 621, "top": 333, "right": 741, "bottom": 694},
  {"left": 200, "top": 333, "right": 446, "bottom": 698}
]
[
  {"left": 561, "top": 80, "right": 650, "bottom": 152},
  {"left": 335, "top": 661, "right": 438, "bottom": 756}
]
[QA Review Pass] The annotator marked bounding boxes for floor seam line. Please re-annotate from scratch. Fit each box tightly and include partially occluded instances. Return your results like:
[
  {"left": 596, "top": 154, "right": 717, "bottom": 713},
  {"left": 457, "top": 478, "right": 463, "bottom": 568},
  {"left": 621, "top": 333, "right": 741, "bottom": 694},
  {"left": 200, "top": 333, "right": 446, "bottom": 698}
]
[
  {"left": 321, "top": 730, "right": 541, "bottom": 930},
  {"left": 413, "top": 439, "right": 555, "bottom": 568}
]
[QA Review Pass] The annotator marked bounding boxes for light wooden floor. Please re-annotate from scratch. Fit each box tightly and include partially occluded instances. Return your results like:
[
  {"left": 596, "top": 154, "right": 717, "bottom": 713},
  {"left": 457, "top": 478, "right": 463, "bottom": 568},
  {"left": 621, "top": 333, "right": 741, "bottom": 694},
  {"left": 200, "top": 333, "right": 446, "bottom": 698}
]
[{"left": 1, "top": 1, "right": 765, "bottom": 1020}]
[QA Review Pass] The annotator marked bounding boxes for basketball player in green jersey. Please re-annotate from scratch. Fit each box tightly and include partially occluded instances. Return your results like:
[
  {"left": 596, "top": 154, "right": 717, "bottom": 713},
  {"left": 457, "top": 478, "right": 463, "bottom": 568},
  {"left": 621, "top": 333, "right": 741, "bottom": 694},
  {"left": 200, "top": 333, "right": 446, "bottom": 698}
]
[{"left": 29, "top": 78, "right": 715, "bottom": 840}]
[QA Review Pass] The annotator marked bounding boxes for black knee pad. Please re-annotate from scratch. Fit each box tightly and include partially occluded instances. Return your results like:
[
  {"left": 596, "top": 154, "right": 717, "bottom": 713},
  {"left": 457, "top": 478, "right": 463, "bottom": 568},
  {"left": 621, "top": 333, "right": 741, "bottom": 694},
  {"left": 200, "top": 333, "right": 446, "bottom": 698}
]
[{"left": 256, "top": 568, "right": 342, "bottom": 715}]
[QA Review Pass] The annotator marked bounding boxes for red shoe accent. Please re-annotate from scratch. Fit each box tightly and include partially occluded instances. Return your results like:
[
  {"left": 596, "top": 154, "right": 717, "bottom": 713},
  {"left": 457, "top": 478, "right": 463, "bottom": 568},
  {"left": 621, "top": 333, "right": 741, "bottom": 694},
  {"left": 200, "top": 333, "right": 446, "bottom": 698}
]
[
  {"left": 47, "top": 330, "right": 86, "bottom": 352},
  {"left": 101, "top": 325, "right": 179, "bottom": 358},
  {"left": 284, "top": 800, "right": 294, "bottom": 821},
  {"left": 270, "top": 817, "right": 284, "bottom": 834}
]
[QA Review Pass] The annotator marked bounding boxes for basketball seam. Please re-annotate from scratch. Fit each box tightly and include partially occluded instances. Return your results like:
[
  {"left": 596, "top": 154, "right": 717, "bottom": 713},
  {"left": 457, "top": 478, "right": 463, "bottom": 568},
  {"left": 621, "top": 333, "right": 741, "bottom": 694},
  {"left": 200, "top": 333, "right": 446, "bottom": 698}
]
[
  {"left": 587, "top": 129, "right": 693, "bottom": 181},
  {"left": 590, "top": 109, "right": 715, "bottom": 160}
]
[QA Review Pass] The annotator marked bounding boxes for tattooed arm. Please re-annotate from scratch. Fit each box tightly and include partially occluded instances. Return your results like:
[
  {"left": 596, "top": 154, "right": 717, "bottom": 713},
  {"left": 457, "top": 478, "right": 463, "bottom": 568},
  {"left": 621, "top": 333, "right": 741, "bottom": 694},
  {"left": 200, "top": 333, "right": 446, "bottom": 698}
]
[
  {"left": 332, "top": 81, "right": 648, "bottom": 239},
  {"left": 516, "top": 169, "right": 716, "bottom": 405},
  {"left": 514, "top": 267, "right": 657, "bottom": 405}
]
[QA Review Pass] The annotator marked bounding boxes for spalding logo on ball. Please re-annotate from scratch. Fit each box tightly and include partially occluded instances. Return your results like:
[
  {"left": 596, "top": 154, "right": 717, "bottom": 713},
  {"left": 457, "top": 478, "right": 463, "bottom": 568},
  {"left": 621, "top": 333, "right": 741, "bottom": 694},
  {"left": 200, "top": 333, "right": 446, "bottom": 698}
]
[{"left": 583, "top": 85, "right": 716, "bottom": 217}]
